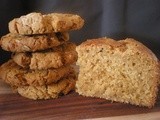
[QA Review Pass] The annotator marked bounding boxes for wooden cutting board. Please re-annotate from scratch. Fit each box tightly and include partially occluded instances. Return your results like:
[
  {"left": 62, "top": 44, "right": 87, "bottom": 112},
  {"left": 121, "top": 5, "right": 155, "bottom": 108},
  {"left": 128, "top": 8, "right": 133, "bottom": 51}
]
[{"left": 0, "top": 80, "right": 160, "bottom": 120}]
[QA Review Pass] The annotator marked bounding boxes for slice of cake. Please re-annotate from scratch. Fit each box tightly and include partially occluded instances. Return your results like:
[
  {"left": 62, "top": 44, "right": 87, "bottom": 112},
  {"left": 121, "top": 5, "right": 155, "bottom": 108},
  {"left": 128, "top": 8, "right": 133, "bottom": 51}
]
[{"left": 76, "top": 38, "right": 160, "bottom": 108}]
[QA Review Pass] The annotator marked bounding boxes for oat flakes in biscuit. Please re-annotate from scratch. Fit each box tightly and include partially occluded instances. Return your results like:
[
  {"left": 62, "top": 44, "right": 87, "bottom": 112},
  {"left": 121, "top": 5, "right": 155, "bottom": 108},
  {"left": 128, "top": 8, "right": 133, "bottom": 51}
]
[
  {"left": 1, "top": 32, "right": 69, "bottom": 52},
  {"left": 9, "top": 12, "right": 84, "bottom": 35},
  {"left": 0, "top": 60, "right": 74, "bottom": 86},
  {"left": 13, "top": 42, "right": 77, "bottom": 70}
]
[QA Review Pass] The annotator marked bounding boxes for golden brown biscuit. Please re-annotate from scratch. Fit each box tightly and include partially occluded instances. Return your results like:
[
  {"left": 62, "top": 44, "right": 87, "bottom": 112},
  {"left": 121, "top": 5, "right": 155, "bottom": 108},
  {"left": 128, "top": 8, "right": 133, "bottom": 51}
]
[
  {"left": 9, "top": 12, "right": 84, "bottom": 35},
  {"left": 12, "top": 42, "right": 77, "bottom": 70},
  {"left": 0, "top": 60, "right": 74, "bottom": 86},
  {"left": 1, "top": 32, "right": 69, "bottom": 52},
  {"left": 17, "top": 75, "right": 76, "bottom": 100}
]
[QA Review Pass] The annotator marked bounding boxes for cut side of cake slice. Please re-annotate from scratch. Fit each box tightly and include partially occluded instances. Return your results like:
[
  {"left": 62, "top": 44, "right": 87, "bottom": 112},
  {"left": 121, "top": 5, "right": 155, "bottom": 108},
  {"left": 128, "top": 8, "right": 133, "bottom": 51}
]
[{"left": 76, "top": 38, "right": 160, "bottom": 108}]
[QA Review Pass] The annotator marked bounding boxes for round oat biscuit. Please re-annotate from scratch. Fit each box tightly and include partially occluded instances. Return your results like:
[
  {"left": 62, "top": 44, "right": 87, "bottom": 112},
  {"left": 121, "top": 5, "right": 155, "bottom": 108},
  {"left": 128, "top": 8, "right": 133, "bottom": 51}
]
[
  {"left": 0, "top": 60, "right": 74, "bottom": 86},
  {"left": 12, "top": 42, "right": 77, "bottom": 70},
  {"left": 1, "top": 32, "right": 69, "bottom": 52},
  {"left": 9, "top": 12, "right": 84, "bottom": 35},
  {"left": 17, "top": 75, "right": 76, "bottom": 100}
]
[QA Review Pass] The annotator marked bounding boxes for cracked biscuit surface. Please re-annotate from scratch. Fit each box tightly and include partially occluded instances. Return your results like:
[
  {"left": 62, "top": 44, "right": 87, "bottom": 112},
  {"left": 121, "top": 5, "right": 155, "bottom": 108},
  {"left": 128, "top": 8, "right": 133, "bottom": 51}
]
[
  {"left": 1, "top": 32, "right": 69, "bottom": 52},
  {"left": 9, "top": 12, "right": 84, "bottom": 35},
  {"left": 17, "top": 74, "right": 76, "bottom": 100},
  {"left": 0, "top": 60, "right": 74, "bottom": 86},
  {"left": 12, "top": 42, "right": 77, "bottom": 70}
]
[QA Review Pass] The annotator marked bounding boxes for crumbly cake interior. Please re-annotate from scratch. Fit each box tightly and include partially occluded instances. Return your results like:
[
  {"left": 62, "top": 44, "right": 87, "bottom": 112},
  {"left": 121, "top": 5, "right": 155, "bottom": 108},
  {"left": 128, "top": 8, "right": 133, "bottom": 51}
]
[{"left": 76, "top": 38, "right": 159, "bottom": 107}]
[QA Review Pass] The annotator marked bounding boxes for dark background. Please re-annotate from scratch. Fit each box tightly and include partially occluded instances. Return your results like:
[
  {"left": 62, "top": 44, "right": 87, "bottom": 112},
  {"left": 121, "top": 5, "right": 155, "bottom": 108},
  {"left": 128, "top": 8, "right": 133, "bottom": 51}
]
[{"left": 0, "top": 0, "right": 160, "bottom": 64}]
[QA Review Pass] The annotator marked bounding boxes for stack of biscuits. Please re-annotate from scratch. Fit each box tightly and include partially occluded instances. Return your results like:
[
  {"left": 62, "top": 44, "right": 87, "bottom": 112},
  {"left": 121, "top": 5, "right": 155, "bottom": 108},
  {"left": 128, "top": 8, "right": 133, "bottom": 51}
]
[{"left": 0, "top": 12, "right": 84, "bottom": 100}]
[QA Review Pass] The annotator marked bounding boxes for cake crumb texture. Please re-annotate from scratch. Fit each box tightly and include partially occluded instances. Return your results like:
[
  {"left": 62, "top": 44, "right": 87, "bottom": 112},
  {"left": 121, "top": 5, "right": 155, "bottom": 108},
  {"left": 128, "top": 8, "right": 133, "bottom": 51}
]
[{"left": 76, "top": 37, "right": 160, "bottom": 108}]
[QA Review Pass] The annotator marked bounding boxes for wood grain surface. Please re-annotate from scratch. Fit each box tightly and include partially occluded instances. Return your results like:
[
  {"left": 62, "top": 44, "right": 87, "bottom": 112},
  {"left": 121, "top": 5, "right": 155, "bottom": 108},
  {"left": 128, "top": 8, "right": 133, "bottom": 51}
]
[{"left": 0, "top": 81, "right": 160, "bottom": 120}]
